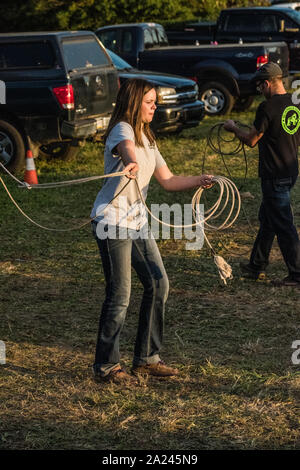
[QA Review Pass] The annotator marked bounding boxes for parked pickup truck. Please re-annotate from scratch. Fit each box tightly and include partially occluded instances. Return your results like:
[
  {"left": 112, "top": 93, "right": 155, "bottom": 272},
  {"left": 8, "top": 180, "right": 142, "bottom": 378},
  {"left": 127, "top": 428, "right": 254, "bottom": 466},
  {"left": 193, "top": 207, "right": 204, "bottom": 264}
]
[
  {"left": 0, "top": 31, "right": 119, "bottom": 172},
  {"left": 166, "top": 7, "right": 300, "bottom": 75},
  {"left": 106, "top": 49, "right": 204, "bottom": 134},
  {"left": 96, "top": 23, "right": 289, "bottom": 115}
]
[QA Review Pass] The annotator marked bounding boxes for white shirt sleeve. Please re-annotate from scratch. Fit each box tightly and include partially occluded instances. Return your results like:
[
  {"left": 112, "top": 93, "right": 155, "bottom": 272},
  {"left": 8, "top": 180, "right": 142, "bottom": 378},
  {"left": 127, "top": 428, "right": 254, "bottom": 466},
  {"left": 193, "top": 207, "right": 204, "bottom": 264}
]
[
  {"left": 154, "top": 144, "right": 167, "bottom": 170},
  {"left": 106, "top": 122, "right": 135, "bottom": 155}
]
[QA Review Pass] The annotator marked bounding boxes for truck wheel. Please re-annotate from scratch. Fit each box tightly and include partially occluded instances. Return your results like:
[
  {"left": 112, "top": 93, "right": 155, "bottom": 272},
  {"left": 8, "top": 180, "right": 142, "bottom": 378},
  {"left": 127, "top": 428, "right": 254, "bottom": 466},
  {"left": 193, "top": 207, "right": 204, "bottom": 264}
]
[
  {"left": 233, "top": 96, "right": 254, "bottom": 112},
  {"left": 39, "top": 141, "right": 80, "bottom": 161},
  {"left": 0, "top": 120, "right": 26, "bottom": 173},
  {"left": 198, "top": 81, "right": 235, "bottom": 115}
]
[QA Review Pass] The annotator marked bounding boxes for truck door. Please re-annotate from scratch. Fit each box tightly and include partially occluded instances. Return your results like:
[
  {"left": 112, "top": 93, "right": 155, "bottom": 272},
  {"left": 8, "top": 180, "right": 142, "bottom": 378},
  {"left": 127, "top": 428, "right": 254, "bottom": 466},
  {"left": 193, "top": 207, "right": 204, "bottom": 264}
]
[
  {"left": 139, "top": 28, "right": 167, "bottom": 71},
  {"left": 119, "top": 29, "right": 138, "bottom": 67}
]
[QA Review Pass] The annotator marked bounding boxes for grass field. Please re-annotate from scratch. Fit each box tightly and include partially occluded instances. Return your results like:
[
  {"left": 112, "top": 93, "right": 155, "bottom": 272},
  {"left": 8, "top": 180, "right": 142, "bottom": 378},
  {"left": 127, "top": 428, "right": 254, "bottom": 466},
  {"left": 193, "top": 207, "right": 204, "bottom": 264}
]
[{"left": 0, "top": 100, "right": 299, "bottom": 450}]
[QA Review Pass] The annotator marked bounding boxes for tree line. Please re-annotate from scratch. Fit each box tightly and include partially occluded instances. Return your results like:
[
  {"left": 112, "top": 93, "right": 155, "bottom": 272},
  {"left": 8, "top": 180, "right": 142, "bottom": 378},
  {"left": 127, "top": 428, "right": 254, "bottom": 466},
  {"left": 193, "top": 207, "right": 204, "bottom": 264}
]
[{"left": 1, "top": 0, "right": 269, "bottom": 32}]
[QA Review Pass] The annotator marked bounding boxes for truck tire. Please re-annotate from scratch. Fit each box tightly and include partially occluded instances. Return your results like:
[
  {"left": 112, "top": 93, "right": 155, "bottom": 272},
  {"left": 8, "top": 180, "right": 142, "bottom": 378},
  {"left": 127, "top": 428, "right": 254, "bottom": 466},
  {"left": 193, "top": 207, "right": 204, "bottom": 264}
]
[
  {"left": 0, "top": 120, "right": 26, "bottom": 173},
  {"left": 233, "top": 96, "right": 254, "bottom": 112},
  {"left": 39, "top": 141, "right": 80, "bottom": 161},
  {"left": 198, "top": 81, "right": 235, "bottom": 115}
]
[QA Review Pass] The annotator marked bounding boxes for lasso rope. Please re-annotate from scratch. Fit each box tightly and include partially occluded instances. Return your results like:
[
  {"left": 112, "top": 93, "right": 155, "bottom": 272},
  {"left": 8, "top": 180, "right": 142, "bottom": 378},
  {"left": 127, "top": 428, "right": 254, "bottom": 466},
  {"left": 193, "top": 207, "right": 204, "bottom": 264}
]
[
  {"left": 0, "top": 155, "right": 241, "bottom": 284},
  {"left": 202, "top": 121, "right": 251, "bottom": 191},
  {"left": 0, "top": 165, "right": 131, "bottom": 232},
  {"left": 0, "top": 161, "right": 127, "bottom": 189}
]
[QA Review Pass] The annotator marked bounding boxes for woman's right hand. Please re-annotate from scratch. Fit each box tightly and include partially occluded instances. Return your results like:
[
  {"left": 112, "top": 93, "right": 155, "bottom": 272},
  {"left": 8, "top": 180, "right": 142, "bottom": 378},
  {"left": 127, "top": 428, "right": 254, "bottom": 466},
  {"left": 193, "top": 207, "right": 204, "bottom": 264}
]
[{"left": 124, "top": 161, "right": 139, "bottom": 179}]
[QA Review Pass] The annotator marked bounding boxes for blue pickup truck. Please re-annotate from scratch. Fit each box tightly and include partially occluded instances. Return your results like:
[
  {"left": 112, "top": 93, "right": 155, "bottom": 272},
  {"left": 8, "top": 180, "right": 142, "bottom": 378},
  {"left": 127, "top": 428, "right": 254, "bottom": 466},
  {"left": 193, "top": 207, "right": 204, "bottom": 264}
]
[{"left": 96, "top": 22, "right": 289, "bottom": 115}]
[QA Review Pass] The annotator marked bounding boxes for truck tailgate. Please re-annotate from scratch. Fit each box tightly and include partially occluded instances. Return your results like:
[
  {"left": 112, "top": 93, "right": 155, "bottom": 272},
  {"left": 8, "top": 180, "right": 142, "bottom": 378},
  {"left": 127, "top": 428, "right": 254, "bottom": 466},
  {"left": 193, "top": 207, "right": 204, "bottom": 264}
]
[
  {"left": 69, "top": 68, "right": 118, "bottom": 123},
  {"left": 60, "top": 35, "right": 118, "bottom": 122},
  {"left": 264, "top": 43, "right": 289, "bottom": 77}
]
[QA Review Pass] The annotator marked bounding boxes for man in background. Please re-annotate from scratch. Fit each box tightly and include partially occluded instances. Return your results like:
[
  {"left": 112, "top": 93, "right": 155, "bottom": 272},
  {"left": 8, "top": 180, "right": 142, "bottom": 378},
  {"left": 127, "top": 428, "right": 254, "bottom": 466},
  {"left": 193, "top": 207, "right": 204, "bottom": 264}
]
[{"left": 224, "top": 62, "right": 300, "bottom": 287}]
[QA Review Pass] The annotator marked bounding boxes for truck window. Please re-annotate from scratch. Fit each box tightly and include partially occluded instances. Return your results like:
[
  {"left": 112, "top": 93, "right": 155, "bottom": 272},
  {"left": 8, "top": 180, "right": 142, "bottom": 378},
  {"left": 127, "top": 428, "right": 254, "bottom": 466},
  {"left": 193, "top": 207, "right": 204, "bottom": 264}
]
[
  {"left": 0, "top": 41, "right": 55, "bottom": 69},
  {"left": 96, "top": 30, "right": 118, "bottom": 53},
  {"left": 150, "top": 28, "right": 159, "bottom": 46},
  {"left": 260, "top": 15, "right": 278, "bottom": 32},
  {"left": 62, "top": 36, "right": 110, "bottom": 70},
  {"left": 156, "top": 27, "right": 169, "bottom": 46},
  {"left": 224, "top": 14, "right": 278, "bottom": 33},
  {"left": 224, "top": 14, "right": 258, "bottom": 32},
  {"left": 122, "top": 31, "right": 133, "bottom": 53},
  {"left": 144, "top": 29, "right": 154, "bottom": 49}
]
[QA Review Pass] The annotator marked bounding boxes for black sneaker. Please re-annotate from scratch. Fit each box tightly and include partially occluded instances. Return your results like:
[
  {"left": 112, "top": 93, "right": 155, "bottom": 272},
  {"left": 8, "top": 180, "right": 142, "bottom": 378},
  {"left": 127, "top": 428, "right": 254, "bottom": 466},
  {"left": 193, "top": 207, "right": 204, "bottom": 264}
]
[{"left": 240, "top": 262, "right": 266, "bottom": 280}]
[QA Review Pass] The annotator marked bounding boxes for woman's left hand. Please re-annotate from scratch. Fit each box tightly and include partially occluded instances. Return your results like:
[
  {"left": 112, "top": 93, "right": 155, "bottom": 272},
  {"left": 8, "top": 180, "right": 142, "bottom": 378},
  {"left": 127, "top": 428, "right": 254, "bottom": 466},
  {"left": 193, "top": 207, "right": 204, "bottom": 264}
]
[
  {"left": 199, "top": 174, "right": 214, "bottom": 189},
  {"left": 124, "top": 161, "right": 139, "bottom": 179}
]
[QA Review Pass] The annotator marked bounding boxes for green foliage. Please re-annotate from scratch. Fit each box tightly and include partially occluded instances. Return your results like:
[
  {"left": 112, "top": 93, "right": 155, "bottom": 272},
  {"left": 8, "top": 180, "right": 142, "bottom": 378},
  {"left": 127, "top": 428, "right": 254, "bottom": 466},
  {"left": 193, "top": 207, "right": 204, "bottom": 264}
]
[
  {"left": 0, "top": 0, "right": 271, "bottom": 32},
  {"left": 194, "top": 0, "right": 270, "bottom": 21}
]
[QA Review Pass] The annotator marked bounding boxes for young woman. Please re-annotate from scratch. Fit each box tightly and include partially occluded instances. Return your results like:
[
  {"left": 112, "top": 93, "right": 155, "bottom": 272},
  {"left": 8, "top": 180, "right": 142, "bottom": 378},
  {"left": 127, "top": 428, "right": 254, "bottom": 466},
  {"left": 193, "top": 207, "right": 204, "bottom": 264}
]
[{"left": 91, "top": 78, "right": 213, "bottom": 384}]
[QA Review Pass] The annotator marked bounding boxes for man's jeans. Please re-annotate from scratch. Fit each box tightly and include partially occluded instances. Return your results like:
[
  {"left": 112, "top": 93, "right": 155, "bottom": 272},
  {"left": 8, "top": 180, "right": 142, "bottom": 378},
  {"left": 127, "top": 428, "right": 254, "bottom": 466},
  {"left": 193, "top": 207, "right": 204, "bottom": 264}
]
[
  {"left": 250, "top": 176, "right": 300, "bottom": 280},
  {"left": 92, "top": 222, "right": 169, "bottom": 376}
]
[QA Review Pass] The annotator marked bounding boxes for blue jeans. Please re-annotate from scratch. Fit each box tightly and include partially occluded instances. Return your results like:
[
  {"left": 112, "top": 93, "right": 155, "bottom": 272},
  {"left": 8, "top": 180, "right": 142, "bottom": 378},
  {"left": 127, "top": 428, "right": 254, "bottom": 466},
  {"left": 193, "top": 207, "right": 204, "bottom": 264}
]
[
  {"left": 92, "top": 222, "right": 169, "bottom": 376},
  {"left": 250, "top": 177, "right": 300, "bottom": 280}
]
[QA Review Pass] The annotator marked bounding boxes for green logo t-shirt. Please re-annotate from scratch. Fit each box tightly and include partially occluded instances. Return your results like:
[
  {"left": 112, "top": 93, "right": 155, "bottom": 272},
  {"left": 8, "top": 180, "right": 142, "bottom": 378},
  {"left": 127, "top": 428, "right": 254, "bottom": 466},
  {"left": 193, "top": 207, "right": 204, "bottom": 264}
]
[
  {"left": 253, "top": 94, "right": 300, "bottom": 178},
  {"left": 281, "top": 106, "right": 300, "bottom": 135}
]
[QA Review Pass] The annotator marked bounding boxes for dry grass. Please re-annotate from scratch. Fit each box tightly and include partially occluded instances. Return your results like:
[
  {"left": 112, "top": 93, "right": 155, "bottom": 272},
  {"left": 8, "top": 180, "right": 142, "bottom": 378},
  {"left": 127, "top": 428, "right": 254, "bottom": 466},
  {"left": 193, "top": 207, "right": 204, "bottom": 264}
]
[{"left": 0, "top": 101, "right": 300, "bottom": 450}]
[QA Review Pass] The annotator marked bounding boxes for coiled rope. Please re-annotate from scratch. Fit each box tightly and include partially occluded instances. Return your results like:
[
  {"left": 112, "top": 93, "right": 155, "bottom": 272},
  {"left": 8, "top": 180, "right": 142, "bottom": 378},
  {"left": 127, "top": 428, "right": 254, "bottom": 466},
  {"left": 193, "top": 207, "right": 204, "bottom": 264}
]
[
  {"left": 201, "top": 121, "right": 257, "bottom": 257},
  {"left": 135, "top": 175, "right": 240, "bottom": 284}
]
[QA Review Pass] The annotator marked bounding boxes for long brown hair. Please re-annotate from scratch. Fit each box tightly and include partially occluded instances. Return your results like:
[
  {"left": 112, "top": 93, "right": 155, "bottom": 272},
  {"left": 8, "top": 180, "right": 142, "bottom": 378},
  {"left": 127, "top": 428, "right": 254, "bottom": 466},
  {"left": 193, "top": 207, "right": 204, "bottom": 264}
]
[{"left": 104, "top": 78, "right": 156, "bottom": 147}]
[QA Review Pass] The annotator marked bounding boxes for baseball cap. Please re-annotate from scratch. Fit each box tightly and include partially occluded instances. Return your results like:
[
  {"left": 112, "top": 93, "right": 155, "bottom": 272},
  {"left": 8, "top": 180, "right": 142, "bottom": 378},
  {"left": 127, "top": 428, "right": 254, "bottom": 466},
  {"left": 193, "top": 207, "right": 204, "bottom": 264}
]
[{"left": 251, "top": 62, "right": 283, "bottom": 83}]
